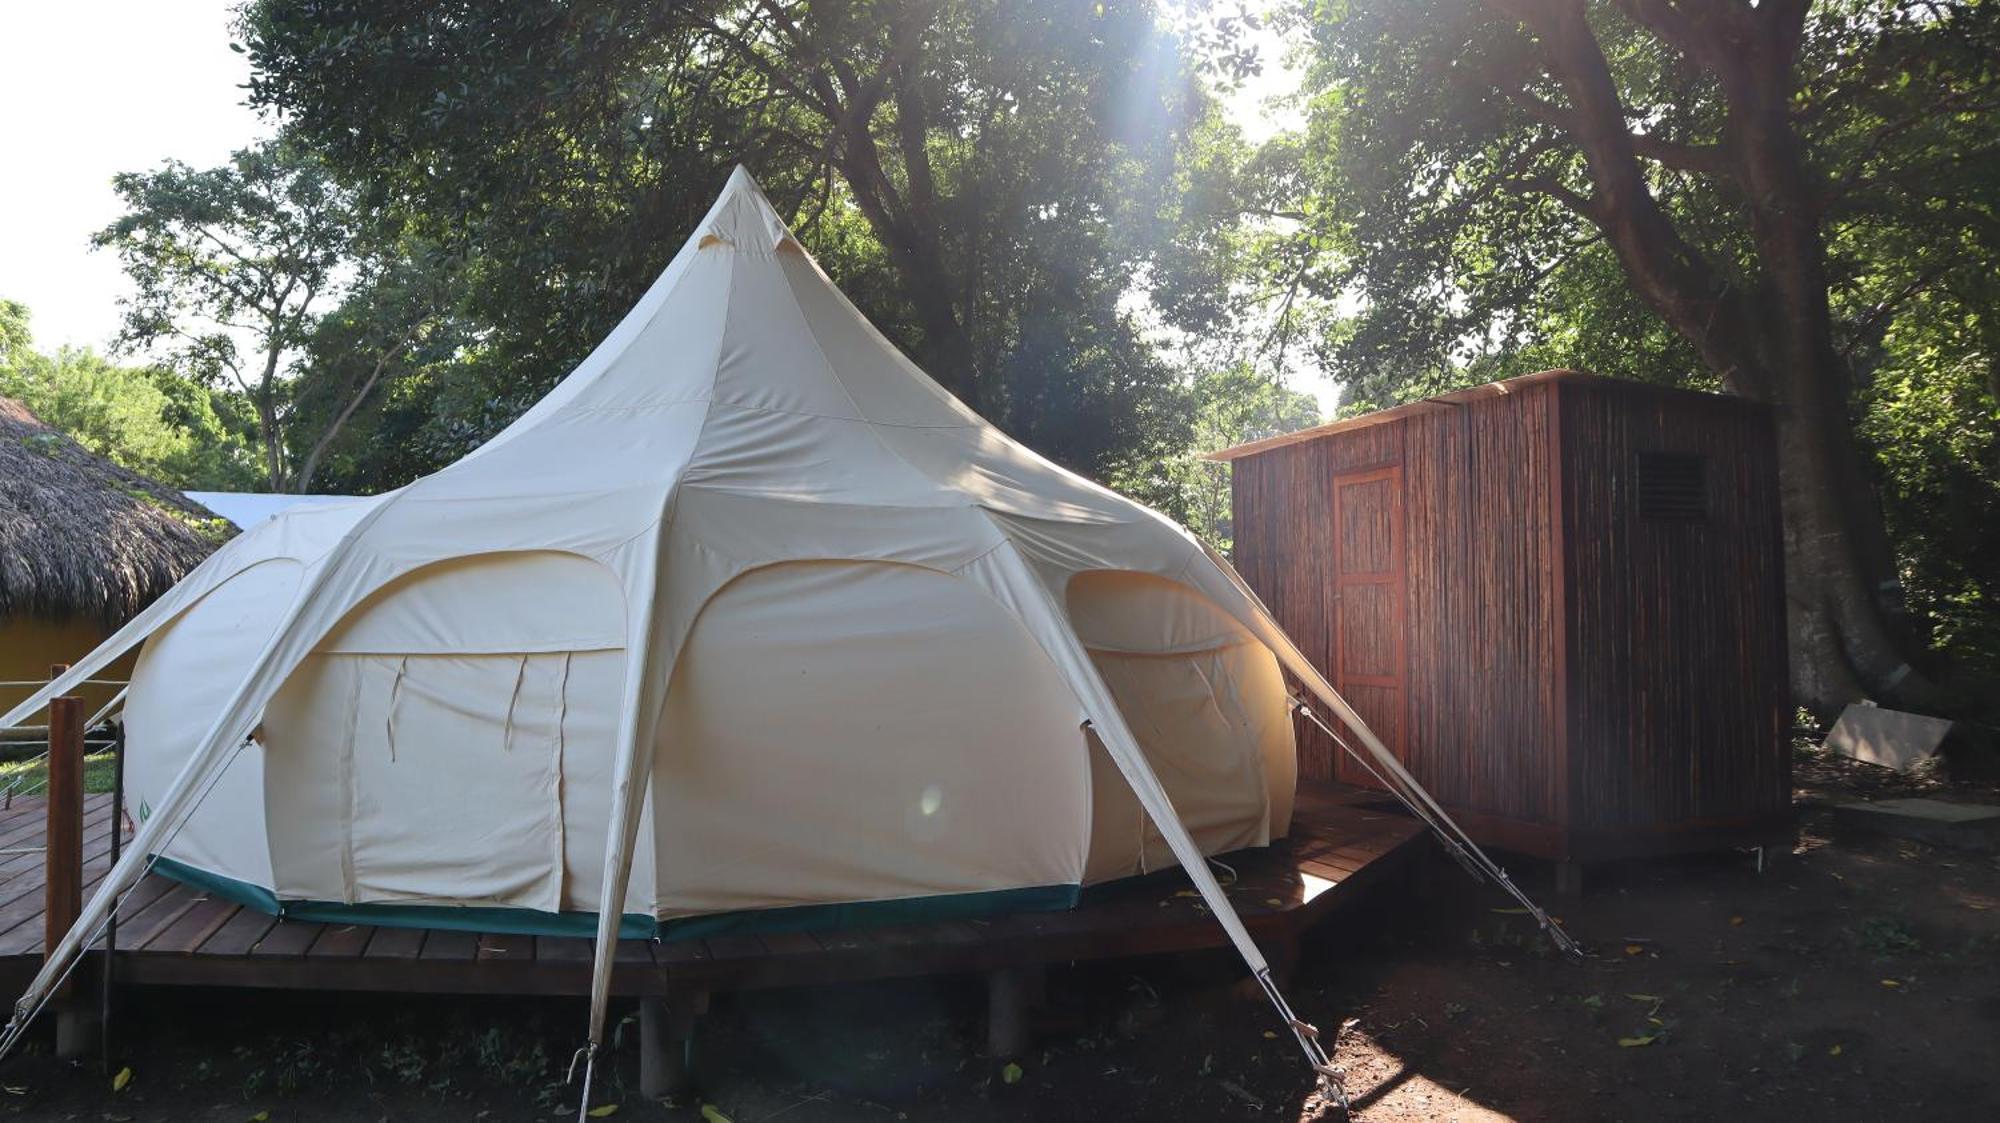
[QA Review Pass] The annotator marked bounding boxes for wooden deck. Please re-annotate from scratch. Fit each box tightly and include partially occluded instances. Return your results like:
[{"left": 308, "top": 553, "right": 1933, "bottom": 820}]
[{"left": 0, "top": 782, "right": 1424, "bottom": 999}]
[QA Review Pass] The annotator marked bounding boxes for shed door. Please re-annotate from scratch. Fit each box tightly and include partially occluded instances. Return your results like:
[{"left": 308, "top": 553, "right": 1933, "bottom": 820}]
[{"left": 1330, "top": 465, "right": 1407, "bottom": 788}]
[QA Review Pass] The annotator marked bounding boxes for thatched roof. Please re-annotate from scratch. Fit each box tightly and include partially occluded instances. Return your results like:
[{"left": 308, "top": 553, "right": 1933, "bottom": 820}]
[{"left": 0, "top": 397, "right": 232, "bottom": 625}]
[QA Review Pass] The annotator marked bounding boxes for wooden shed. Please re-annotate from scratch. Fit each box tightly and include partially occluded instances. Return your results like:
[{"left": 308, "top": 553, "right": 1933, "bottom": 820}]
[{"left": 1215, "top": 370, "right": 1791, "bottom": 870}]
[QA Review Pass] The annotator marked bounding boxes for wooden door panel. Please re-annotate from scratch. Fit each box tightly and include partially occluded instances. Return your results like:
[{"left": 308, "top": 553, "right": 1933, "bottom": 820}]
[
  {"left": 1335, "top": 477, "right": 1397, "bottom": 574},
  {"left": 1330, "top": 465, "right": 1407, "bottom": 788},
  {"left": 1335, "top": 583, "right": 1400, "bottom": 682}
]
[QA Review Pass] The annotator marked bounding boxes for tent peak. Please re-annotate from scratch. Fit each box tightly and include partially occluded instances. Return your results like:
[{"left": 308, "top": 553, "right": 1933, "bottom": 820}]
[{"left": 701, "top": 166, "right": 795, "bottom": 255}]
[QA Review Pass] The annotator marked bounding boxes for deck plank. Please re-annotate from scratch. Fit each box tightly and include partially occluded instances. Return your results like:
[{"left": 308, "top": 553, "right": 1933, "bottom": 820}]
[
  {"left": 0, "top": 780, "right": 1424, "bottom": 1001},
  {"left": 535, "top": 936, "right": 593, "bottom": 964},
  {"left": 364, "top": 925, "right": 425, "bottom": 961},
  {"left": 307, "top": 923, "right": 374, "bottom": 958},
  {"left": 475, "top": 933, "right": 530, "bottom": 962},
  {"left": 112, "top": 882, "right": 204, "bottom": 950},
  {"left": 249, "top": 919, "right": 324, "bottom": 958},
  {"left": 614, "top": 939, "right": 655, "bottom": 966},
  {"left": 418, "top": 930, "right": 478, "bottom": 962},
  {"left": 199, "top": 907, "right": 278, "bottom": 957},
  {"left": 145, "top": 897, "right": 240, "bottom": 955}
]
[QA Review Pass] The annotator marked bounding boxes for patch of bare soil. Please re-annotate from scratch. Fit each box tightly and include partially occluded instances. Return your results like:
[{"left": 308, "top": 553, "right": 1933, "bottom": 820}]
[{"left": 3, "top": 746, "right": 1997, "bottom": 1121}]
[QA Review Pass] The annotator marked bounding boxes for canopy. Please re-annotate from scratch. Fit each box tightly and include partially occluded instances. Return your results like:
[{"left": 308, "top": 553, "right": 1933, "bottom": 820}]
[{"left": 2, "top": 169, "right": 1483, "bottom": 1102}]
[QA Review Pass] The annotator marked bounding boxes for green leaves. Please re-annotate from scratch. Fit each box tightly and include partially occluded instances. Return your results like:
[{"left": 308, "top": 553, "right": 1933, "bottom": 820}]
[{"left": 241, "top": 0, "right": 1229, "bottom": 494}]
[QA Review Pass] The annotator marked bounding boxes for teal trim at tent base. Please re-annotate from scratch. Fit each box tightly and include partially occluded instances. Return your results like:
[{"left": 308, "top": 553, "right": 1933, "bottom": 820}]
[
  {"left": 149, "top": 857, "right": 657, "bottom": 940},
  {"left": 657, "top": 883, "right": 1080, "bottom": 942},
  {"left": 149, "top": 857, "right": 1080, "bottom": 944}
]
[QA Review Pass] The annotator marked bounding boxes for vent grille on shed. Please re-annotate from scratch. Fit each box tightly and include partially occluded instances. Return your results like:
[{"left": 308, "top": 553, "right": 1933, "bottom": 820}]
[{"left": 1636, "top": 452, "right": 1708, "bottom": 520}]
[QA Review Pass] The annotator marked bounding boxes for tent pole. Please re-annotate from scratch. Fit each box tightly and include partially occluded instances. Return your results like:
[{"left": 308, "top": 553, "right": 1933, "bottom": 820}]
[
  {"left": 100, "top": 718, "right": 125, "bottom": 1073},
  {"left": 967, "top": 548, "right": 1347, "bottom": 1104},
  {"left": 575, "top": 546, "right": 669, "bottom": 1120}
]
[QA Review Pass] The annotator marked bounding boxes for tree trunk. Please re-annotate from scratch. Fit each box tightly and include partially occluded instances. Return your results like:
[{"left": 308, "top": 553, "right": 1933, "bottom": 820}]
[
  {"left": 256, "top": 395, "right": 287, "bottom": 493},
  {"left": 295, "top": 337, "right": 409, "bottom": 493},
  {"left": 1512, "top": 0, "right": 1943, "bottom": 720},
  {"left": 833, "top": 75, "right": 983, "bottom": 413},
  {"left": 1719, "top": 42, "right": 1942, "bottom": 719}
]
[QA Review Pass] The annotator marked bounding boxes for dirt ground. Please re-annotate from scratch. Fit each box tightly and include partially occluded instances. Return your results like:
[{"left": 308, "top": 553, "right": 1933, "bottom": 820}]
[{"left": 3, "top": 744, "right": 1997, "bottom": 1121}]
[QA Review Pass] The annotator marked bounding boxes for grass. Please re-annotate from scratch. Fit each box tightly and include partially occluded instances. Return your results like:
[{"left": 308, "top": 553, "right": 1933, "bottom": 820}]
[{"left": 0, "top": 751, "right": 118, "bottom": 797}]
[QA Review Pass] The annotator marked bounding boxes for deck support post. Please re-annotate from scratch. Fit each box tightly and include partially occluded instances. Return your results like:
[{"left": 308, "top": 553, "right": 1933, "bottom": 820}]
[
  {"left": 1554, "top": 861, "right": 1584, "bottom": 897},
  {"left": 44, "top": 684, "right": 99, "bottom": 1059},
  {"left": 639, "top": 988, "right": 707, "bottom": 1101},
  {"left": 985, "top": 964, "right": 1045, "bottom": 1059},
  {"left": 1264, "top": 932, "right": 1301, "bottom": 990}
]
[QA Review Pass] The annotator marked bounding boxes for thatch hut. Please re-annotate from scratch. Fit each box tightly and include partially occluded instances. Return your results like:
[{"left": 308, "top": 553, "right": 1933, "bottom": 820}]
[{"left": 1, "top": 397, "right": 230, "bottom": 721}]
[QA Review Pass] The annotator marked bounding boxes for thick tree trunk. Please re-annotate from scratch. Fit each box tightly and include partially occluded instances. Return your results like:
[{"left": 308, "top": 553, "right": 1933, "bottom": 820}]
[
  {"left": 836, "top": 149, "right": 983, "bottom": 414},
  {"left": 1513, "top": 0, "right": 1943, "bottom": 720},
  {"left": 1720, "top": 43, "right": 1942, "bottom": 719}
]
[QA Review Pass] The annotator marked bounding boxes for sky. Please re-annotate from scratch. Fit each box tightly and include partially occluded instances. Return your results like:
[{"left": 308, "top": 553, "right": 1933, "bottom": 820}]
[
  {"left": 0, "top": 1, "right": 1318, "bottom": 405},
  {"left": 0, "top": 2, "right": 265, "bottom": 353}
]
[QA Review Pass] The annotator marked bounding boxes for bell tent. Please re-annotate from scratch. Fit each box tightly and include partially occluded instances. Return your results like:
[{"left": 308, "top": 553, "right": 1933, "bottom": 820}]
[{"left": 1, "top": 169, "right": 1555, "bottom": 1101}]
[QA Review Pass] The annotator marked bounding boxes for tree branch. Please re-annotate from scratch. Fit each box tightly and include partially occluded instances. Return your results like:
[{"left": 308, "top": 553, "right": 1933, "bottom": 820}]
[
  {"left": 1504, "top": 87, "right": 1732, "bottom": 176},
  {"left": 296, "top": 331, "right": 415, "bottom": 493}
]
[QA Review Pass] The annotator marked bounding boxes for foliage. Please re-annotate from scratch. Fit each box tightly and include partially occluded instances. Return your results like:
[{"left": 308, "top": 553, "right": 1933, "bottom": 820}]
[
  {"left": 238, "top": 0, "right": 1236, "bottom": 485},
  {"left": 0, "top": 300, "right": 261, "bottom": 489},
  {"left": 13, "top": 0, "right": 1999, "bottom": 693},
  {"left": 95, "top": 140, "right": 467, "bottom": 493},
  {"left": 95, "top": 140, "right": 352, "bottom": 490},
  {"left": 1116, "top": 362, "right": 1320, "bottom": 545},
  {"left": 1249, "top": 0, "right": 2000, "bottom": 690},
  {"left": 0, "top": 751, "right": 119, "bottom": 798}
]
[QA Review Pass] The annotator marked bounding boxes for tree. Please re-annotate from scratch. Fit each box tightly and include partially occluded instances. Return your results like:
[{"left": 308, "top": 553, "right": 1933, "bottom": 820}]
[
  {"left": 1262, "top": 0, "right": 2000, "bottom": 716},
  {"left": 282, "top": 233, "right": 475, "bottom": 493},
  {"left": 96, "top": 141, "right": 352, "bottom": 490},
  {"left": 0, "top": 299, "right": 261, "bottom": 489},
  {"left": 239, "top": 0, "right": 1221, "bottom": 484},
  {"left": 96, "top": 140, "right": 464, "bottom": 494},
  {"left": 1116, "top": 362, "right": 1322, "bottom": 546}
]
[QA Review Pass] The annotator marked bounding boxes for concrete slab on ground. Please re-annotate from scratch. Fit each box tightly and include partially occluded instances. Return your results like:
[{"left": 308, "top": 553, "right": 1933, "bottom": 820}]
[
  {"left": 1823, "top": 704, "right": 1952, "bottom": 771},
  {"left": 1832, "top": 797, "right": 2000, "bottom": 851}
]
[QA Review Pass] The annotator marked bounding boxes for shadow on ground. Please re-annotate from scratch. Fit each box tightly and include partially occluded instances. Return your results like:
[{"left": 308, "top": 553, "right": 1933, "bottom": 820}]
[{"left": 3, "top": 748, "right": 1997, "bottom": 1121}]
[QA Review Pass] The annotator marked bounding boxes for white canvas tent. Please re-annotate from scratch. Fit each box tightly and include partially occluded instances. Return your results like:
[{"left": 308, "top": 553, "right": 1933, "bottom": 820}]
[{"left": 1, "top": 169, "right": 1564, "bottom": 1106}]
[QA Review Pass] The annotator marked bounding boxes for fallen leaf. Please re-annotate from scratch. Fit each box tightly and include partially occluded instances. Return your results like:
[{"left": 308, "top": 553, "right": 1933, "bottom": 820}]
[
  {"left": 587, "top": 1107, "right": 619, "bottom": 1118},
  {"left": 1001, "top": 1062, "right": 1024, "bottom": 1085},
  {"left": 1617, "top": 1035, "right": 1656, "bottom": 1048},
  {"left": 1262, "top": 1030, "right": 1278, "bottom": 1039},
  {"left": 1174, "top": 890, "right": 1200, "bottom": 898},
  {"left": 111, "top": 1066, "right": 132, "bottom": 1092},
  {"left": 1880, "top": 978, "right": 1902, "bottom": 988},
  {"left": 1625, "top": 994, "right": 1663, "bottom": 1003},
  {"left": 1623, "top": 944, "right": 1646, "bottom": 957},
  {"left": 1730, "top": 916, "right": 1744, "bottom": 926},
  {"left": 248, "top": 1113, "right": 269, "bottom": 1123},
  {"left": 699, "top": 1106, "right": 733, "bottom": 1123},
  {"left": 1828, "top": 1044, "right": 1843, "bottom": 1056}
]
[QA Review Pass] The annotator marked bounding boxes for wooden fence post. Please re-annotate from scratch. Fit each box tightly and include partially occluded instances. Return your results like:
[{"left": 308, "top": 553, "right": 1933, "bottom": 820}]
[{"left": 43, "top": 665, "right": 96, "bottom": 1058}]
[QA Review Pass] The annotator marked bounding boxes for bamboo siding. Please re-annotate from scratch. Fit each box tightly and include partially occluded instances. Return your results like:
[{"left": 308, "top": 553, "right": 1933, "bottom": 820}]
[{"left": 1226, "top": 371, "right": 1790, "bottom": 862}]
